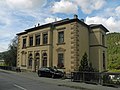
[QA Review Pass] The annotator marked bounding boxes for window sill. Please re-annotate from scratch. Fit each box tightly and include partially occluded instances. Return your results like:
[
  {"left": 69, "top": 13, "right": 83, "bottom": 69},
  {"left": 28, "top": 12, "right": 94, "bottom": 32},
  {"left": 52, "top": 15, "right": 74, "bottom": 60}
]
[
  {"left": 35, "top": 45, "right": 40, "bottom": 46},
  {"left": 27, "top": 44, "right": 51, "bottom": 48},
  {"left": 42, "top": 43, "right": 48, "bottom": 45},
  {"left": 57, "top": 42, "right": 65, "bottom": 45},
  {"left": 22, "top": 47, "right": 26, "bottom": 49},
  {"left": 21, "top": 65, "right": 26, "bottom": 67}
]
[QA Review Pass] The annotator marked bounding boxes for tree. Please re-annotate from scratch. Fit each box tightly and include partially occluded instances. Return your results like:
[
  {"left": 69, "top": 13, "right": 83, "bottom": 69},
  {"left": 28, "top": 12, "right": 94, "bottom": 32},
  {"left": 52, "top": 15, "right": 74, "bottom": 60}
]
[
  {"left": 79, "top": 53, "right": 94, "bottom": 72},
  {"left": 2, "top": 36, "right": 18, "bottom": 66},
  {"left": 0, "top": 53, "right": 3, "bottom": 60},
  {"left": 107, "top": 32, "right": 120, "bottom": 70},
  {"left": 8, "top": 36, "right": 18, "bottom": 66}
]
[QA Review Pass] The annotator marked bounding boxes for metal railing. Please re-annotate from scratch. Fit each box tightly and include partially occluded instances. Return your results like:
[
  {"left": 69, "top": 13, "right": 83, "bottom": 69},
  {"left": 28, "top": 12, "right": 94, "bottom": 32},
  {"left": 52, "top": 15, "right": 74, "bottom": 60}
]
[
  {"left": 102, "top": 72, "right": 120, "bottom": 87},
  {"left": 71, "top": 71, "right": 120, "bottom": 87},
  {"left": 71, "top": 72, "right": 101, "bottom": 84},
  {"left": 0, "top": 66, "right": 21, "bottom": 72}
]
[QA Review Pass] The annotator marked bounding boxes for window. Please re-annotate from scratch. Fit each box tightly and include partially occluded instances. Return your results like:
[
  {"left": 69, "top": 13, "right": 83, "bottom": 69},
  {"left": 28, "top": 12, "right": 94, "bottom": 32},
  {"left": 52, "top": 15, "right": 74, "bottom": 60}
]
[
  {"left": 29, "top": 36, "right": 33, "bottom": 46},
  {"left": 103, "top": 51, "right": 105, "bottom": 69},
  {"left": 29, "top": 58, "right": 32, "bottom": 66},
  {"left": 28, "top": 53, "right": 32, "bottom": 67},
  {"left": 35, "top": 53, "right": 40, "bottom": 59},
  {"left": 102, "top": 34, "right": 105, "bottom": 45},
  {"left": 43, "top": 33, "right": 48, "bottom": 44},
  {"left": 35, "top": 35, "right": 40, "bottom": 46},
  {"left": 57, "top": 53, "right": 64, "bottom": 68},
  {"left": 58, "top": 31, "right": 64, "bottom": 43},
  {"left": 42, "top": 53, "right": 47, "bottom": 67},
  {"left": 22, "top": 38, "right": 26, "bottom": 48}
]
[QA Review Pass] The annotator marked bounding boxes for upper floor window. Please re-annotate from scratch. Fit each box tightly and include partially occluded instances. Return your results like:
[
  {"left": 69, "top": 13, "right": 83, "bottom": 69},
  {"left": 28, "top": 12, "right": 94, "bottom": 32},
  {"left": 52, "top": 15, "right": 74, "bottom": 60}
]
[
  {"left": 35, "top": 35, "right": 40, "bottom": 46},
  {"left": 22, "top": 38, "right": 26, "bottom": 48},
  {"left": 43, "top": 33, "right": 48, "bottom": 44},
  {"left": 29, "top": 36, "right": 33, "bottom": 46},
  {"left": 57, "top": 53, "right": 64, "bottom": 68},
  {"left": 58, "top": 31, "right": 64, "bottom": 44},
  {"left": 102, "top": 34, "right": 105, "bottom": 45}
]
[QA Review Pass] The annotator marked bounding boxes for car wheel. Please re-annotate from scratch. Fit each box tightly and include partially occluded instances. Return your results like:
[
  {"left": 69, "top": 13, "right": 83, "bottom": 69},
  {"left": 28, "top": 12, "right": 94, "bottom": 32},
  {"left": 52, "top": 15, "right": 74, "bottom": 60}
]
[
  {"left": 52, "top": 74, "right": 55, "bottom": 78},
  {"left": 38, "top": 73, "right": 41, "bottom": 77}
]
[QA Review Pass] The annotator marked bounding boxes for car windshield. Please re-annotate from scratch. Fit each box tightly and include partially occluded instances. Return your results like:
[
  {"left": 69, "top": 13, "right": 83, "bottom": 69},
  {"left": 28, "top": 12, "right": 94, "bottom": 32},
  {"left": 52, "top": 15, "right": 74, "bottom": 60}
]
[
  {"left": 48, "top": 67, "right": 54, "bottom": 71},
  {"left": 53, "top": 68, "right": 58, "bottom": 72}
]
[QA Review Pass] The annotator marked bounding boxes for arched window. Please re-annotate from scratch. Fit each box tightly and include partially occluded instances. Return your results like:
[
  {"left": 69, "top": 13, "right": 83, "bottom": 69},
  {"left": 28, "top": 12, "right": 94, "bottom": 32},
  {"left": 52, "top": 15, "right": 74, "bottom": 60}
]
[
  {"left": 36, "top": 53, "right": 39, "bottom": 56},
  {"left": 57, "top": 53, "right": 64, "bottom": 68},
  {"left": 35, "top": 52, "right": 40, "bottom": 71},
  {"left": 28, "top": 53, "right": 32, "bottom": 66},
  {"left": 42, "top": 52, "right": 47, "bottom": 67},
  {"left": 36, "top": 53, "right": 40, "bottom": 59}
]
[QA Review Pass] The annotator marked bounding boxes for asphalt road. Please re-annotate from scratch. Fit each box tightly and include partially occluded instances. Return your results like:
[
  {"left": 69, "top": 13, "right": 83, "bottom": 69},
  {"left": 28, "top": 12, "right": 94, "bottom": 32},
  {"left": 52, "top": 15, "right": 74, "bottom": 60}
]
[{"left": 0, "top": 71, "right": 77, "bottom": 90}]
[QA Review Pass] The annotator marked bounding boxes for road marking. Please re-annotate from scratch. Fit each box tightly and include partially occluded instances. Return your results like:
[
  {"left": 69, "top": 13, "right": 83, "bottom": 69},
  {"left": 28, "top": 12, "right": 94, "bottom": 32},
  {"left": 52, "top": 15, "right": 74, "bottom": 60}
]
[{"left": 13, "top": 84, "right": 27, "bottom": 90}]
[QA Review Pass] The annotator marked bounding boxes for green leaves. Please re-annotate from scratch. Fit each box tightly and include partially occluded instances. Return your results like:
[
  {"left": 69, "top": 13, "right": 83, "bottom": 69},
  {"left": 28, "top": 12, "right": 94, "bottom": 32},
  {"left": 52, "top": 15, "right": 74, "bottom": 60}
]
[
  {"left": 1, "top": 36, "right": 18, "bottom": 66},
  {"left": 79, "top": 53, "right": 94, "bottom": 72},
  {"left": 107, "top": 32, "right": 120, "bottom": 70}
]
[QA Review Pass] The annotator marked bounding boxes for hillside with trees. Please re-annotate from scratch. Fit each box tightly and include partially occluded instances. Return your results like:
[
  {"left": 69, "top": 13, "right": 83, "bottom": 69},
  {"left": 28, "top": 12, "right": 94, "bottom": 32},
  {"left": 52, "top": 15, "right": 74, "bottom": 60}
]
[
  {"left": 0, "top": 53, "right": 3, "bottom": 60},
  {"left": 107, "top": 32, "right": 120, "bottom": 70}
]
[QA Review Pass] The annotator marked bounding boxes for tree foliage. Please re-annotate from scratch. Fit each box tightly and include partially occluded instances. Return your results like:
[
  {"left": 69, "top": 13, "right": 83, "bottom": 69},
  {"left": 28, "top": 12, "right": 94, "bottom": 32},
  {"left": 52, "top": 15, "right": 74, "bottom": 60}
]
[
  {"left": 107, "top": 32, "right": 120, "bottom": 70},
  {"left": 0, "top": 53, "right": 3, "bottom": 60},
  {"left": 79, "top": 53, "right": 94, "bottom": 72},
  {"left": 1, "top": 36, "right": 18, "bottom": 66}
]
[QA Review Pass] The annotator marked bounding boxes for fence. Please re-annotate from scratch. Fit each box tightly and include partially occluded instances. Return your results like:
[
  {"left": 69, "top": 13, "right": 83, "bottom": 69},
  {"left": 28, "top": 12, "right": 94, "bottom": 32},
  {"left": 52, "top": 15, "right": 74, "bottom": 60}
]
[
  {"left": 102, "top": 72, "right": 120, "bottom": 87},
  {"left": 71, "top": 71, "right": 120, "bottom": 87},
  {"left": 0, "top": 66, "right": 21, "bottom": 72}
]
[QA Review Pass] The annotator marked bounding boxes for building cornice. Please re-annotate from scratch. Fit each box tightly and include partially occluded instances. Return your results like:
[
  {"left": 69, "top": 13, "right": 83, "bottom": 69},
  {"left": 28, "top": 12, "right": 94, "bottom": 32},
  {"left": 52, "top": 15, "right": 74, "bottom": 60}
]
[
  {"left": 16, "top": 18, "right": 89, "bottom": 36},
  {"left": 89, "top": 24, "right": 109, "bottom": 32}
]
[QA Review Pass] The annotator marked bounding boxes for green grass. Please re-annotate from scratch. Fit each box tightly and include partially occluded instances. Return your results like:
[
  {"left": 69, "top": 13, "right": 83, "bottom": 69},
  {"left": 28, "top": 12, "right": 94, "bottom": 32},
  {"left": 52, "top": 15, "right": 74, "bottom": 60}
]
[
  {"left": 0, "top": 63, "right": 6, "bottom": 66},
  {"left": 108, "top": 69, "right": 120, "bottom": 72}
]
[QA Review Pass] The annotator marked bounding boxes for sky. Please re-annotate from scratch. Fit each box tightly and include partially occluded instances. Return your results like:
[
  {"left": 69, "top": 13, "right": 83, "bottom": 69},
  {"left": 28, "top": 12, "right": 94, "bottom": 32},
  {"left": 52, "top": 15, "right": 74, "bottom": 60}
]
[{"left": 0, "top": 0, "right": 120, "bottom": 52}]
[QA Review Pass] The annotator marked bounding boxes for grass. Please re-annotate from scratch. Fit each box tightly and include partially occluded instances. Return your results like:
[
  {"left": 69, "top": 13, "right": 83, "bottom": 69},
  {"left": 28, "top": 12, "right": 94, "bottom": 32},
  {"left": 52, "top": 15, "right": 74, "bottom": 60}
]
[
  {"left": 108, "top": 69, "right": 120, "bottom": 72},
  {"left": 0, "top": 64, "right": 5, "bottom": 66}
]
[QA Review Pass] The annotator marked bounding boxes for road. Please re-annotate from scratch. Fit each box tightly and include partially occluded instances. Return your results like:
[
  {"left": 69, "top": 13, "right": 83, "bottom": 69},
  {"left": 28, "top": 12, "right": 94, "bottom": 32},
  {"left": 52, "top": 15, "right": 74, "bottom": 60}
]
[
  {"left": 0, "top": 70, "right": 77, "bottom": 90},
  {"left": 0, "top": 70, "right": 119, "bottom": 90}
]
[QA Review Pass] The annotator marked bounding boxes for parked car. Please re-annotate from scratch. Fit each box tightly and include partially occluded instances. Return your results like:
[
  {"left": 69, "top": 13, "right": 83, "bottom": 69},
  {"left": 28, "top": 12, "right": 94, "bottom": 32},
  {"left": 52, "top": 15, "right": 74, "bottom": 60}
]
[{"left": 38, "top": 67, "right": 64, "bottom": 78}]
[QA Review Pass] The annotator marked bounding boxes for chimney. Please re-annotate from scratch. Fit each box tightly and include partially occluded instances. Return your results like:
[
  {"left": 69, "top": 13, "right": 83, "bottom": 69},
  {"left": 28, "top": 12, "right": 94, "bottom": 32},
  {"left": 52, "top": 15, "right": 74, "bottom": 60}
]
[
  {"left": 55, "top": 18, "right": 57, "bottom": 22},
  {"left": 81, "top": 19, "right": 84, "bottom": 22},
  {"left": 74, "top": 14, "right": 78, "bottom": 19},
  {"left": 38, "top": 23, "right": 40, "bottom": 26}
]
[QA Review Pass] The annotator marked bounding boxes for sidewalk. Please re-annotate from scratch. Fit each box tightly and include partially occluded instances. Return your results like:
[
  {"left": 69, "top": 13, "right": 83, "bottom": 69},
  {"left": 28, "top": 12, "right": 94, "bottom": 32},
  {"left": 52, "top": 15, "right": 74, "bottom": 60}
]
[{"left": 0, "top": 69, "right": 120, "bottom": 90}]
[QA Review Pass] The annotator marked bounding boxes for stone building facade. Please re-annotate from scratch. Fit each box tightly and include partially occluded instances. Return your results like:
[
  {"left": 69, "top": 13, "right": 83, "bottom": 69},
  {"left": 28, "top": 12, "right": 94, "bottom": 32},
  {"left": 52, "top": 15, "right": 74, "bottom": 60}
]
[{"left": 17, "top": 15, "right": 109, "bottom": 73}]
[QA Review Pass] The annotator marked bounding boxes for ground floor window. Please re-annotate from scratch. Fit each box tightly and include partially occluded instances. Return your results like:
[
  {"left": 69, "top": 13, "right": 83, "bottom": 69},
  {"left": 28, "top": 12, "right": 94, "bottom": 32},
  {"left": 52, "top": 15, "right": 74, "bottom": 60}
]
[
  {"left": 57, "top": 53, "right": 64, "bottom": 68},
  {"left": 28, "top": 53, "right": 32, "bottom": 67},
  {"left": 42, "top": 53, "right": 47, "bottom": 67},
  {"left": 28, "top": 58, "right": 32, "bottom": 66},
  {"left": 35, "top": 53, "right": 40, "bottom": 66}
]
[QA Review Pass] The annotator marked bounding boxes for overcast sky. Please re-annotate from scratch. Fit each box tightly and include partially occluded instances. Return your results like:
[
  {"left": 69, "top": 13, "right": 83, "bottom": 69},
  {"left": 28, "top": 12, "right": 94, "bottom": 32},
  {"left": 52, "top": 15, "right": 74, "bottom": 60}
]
[{"left": 0, "top": 0, "right": 120, "bottom": 52}]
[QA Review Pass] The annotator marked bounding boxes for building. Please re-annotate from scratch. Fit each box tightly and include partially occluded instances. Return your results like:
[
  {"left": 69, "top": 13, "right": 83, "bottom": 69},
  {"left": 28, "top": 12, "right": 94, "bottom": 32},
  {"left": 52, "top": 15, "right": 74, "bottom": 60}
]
[{"left": 17, "top": 15, "right": 109, "bottom": 73}]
